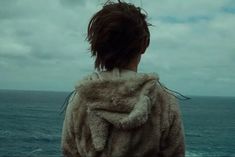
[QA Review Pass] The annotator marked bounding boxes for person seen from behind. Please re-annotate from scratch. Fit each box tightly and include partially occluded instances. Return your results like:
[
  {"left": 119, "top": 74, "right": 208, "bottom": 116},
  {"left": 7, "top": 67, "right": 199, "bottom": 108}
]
[{"left": 61, "top": 0, "right": 185, "bottom": 157}]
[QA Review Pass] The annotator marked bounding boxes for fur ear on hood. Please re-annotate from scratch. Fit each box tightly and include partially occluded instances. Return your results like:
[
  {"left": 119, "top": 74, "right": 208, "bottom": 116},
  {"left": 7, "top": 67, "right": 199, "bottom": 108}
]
[{"left": 75, "top": 71, "right": 159, "bottom": 151}]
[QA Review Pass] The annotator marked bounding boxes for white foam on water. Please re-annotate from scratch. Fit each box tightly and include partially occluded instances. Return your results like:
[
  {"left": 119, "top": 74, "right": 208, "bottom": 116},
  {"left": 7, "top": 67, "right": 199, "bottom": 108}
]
[
  {"left": 27, "top": 148, "right": 43, "bottom": 156},
  {"left": 186, "top": 150, "right": 233, "bottom": 157},
  {"left": 32, "top": 131, "right": 61, "bottom": 141},
  {"left": 0, "top": 129, "right": 12, "bottom": 137},
  {"left": 186, "top": 151, "right": 204, "bottom": 157}
]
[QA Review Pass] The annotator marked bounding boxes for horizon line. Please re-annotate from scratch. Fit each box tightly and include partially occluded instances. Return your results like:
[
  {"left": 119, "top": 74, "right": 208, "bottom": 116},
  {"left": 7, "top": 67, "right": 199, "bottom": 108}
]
[{"left": 0, "top": 88, "right": 234, "bottom": 98}]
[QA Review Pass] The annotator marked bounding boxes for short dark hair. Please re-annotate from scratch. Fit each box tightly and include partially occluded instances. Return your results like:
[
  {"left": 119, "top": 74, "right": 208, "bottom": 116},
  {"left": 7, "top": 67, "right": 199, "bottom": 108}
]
[{"left": 87, "top": 0, "right": 151, "bottom": 71}]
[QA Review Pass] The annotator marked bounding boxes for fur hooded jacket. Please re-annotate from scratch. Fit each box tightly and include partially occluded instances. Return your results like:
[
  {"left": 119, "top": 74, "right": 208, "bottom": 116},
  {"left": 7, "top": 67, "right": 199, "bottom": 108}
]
[{"left": 61, "top": 68, "right": 185, "bottom": 157}]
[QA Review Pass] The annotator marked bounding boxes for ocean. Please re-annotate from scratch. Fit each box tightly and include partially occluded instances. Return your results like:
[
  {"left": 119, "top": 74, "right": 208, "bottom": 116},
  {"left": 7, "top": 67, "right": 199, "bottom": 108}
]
[{"left": 0, "top": 90, "right": 234, "bottom": 157}]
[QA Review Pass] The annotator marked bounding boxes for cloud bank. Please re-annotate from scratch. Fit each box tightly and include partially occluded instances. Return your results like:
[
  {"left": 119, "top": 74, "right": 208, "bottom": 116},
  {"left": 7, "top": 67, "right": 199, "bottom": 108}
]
[{"left": 0, "top": 0, "right": 234, "bottom": 96}]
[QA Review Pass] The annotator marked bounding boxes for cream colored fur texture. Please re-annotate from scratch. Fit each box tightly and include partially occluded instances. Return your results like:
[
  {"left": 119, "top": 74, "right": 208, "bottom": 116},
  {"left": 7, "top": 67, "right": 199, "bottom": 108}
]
[{"left": 61, "top": 68, "right": 185, "bottom": 157}]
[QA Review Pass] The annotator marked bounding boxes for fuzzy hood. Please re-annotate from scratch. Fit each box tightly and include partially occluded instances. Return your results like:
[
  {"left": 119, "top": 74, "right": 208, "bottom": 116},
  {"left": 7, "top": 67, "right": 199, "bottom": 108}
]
[{"left": 75, "top": 69, "right": 159, "bottom": 151}]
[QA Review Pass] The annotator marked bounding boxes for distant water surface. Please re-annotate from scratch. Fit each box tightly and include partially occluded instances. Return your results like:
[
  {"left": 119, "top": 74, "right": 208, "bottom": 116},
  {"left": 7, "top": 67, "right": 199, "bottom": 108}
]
[{"left": 0, "top": 90, "right": 234, "bottom": 157}]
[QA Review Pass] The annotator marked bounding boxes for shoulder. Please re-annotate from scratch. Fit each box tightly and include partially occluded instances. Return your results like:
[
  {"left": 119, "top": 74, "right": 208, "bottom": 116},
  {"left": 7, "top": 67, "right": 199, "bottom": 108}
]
[
  {"left": 153, "top": 80, "right": 179, "bottom": 111},
  {"left": 151, "top": 81, "right": 181, "bottom": 129},
  {"left": 74, "top": 72, "right": 99, "bottom": 86},
  {"left": 64, "top": 91, "right": 80, "bottom": 116}
]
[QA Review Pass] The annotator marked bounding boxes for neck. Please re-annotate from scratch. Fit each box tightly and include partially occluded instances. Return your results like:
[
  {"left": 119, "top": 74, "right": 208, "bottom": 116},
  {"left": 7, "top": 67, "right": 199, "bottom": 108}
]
[
  {"left": 123, "top": 64, "right": 138, "bottom": 72},
  {"left": 124, "top": 55, "right": 140, "bottom": 72}
]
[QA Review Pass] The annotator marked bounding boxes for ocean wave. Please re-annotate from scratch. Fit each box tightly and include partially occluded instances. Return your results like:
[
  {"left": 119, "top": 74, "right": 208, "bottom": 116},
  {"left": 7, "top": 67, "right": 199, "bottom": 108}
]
[
  {"left": 186, "top": 132, "right": 202, "bottom": 137},
  {"left": 0, "top": 129, "right": 61, "bottom": 143},
  {"left": 26, "top": 148, "right": 43, "bottom": 157},
  {"left": 186, "top": 151, "right": 234, "bottom": 157},
  {"left": 31, "top": 131, "right": 61, "bottom": 142},
  {"left": 186, "top": 151, "right": 204, "bottom": 157},
  {"left": 0, "top": 129, "right": 13, "bottom": 137}
]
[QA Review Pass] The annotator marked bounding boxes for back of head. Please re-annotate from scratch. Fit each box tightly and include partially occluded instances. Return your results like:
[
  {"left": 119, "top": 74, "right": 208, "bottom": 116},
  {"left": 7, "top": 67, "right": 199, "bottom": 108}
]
[{"left": 87, "top": 0, "right": 150, "bottom": 71}]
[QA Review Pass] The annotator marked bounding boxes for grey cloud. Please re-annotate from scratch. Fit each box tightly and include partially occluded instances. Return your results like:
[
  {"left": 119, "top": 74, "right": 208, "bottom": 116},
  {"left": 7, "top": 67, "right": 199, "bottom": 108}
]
[
  {"left": 144, "top": 0, "right": 232, "bottom": 18},
  {"left": 0, "top": 0, "right": 20, "bottom": 19},
  {"left": 157, "top": 15, "right": 213, "bottom": 24},
  {"left": 0, "top": 0, "right": 91, "bottom": 63},
  {"left": 60, "top": 0, "right": 86, "bottom": 7},
  {"left": 0, "top": 0, "right": 235, "bottom": 96}
]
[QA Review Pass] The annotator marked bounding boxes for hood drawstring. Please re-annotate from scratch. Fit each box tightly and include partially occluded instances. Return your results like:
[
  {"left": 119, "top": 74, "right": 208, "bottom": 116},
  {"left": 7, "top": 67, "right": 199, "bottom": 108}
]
[
  {"left": 60, "top": 90, "right": 76, "bottom": 115},
  {"left": 157, "top": 80, "right": 191, "bottom": 101}
]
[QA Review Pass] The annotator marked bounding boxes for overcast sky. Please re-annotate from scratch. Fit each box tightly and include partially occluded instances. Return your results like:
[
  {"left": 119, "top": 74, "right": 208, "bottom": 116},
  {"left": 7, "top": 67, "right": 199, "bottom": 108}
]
[{"left": 0, "top": 0, "right": 235, "bottom": 96}]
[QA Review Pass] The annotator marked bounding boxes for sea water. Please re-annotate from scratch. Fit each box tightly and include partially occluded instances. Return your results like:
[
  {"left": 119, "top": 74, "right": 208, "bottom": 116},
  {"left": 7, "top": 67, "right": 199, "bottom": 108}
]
[{"left": 0, "top": 90, "right": 234, "bottom": 157}]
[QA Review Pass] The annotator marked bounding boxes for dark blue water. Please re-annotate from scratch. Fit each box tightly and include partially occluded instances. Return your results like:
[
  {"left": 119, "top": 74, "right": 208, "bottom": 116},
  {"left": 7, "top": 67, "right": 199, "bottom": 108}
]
[{"left": 0, "top": 90, "right": 234, "bottom": 157}]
